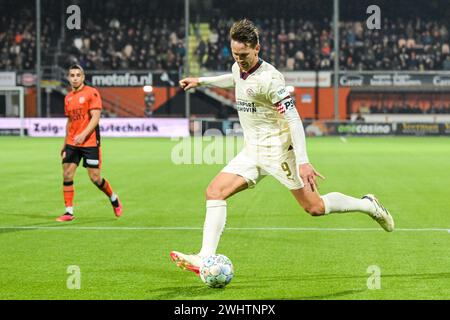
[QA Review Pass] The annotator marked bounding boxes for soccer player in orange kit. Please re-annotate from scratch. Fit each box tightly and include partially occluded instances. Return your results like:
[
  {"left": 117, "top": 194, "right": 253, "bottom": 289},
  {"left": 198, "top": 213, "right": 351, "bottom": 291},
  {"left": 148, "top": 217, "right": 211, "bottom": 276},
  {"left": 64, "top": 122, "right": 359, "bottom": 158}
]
[{"left": 56, "top": 64, "right": 122, "bottom": 221}]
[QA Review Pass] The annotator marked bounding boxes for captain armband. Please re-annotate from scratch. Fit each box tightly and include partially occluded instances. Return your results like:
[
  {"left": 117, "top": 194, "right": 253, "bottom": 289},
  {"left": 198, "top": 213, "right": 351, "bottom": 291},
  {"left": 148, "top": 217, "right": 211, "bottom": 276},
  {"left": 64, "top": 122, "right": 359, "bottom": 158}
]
[{"left": 275, "top": 96, "right": 295, "bottom": 114}]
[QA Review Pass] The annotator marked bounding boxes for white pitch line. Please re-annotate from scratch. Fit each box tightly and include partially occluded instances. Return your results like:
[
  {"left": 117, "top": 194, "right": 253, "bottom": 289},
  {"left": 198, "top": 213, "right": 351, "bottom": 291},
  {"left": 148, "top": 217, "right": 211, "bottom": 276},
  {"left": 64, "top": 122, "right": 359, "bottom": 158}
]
[{"left": 0, "top": 226, "right": 449, "bottom": 232}]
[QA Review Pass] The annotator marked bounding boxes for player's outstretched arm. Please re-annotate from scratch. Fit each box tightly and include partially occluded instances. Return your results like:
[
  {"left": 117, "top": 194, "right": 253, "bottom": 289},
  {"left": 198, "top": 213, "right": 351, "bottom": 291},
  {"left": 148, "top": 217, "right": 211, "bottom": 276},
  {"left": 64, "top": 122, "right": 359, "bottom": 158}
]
[
  {"left": 180, "top": 74, "right": 235, "bottom": 90},
  {"left": 199, "top": 74, "right": 234, "bottom": 88},
  {"left": 179, "top": 77, "right": 200, "bottom": 91}
]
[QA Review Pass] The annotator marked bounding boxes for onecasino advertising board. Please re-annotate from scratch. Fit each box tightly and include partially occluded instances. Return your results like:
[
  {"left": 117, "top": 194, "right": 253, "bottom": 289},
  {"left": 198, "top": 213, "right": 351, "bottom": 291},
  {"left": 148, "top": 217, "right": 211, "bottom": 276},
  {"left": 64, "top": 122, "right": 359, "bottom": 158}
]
[{"left": 304, "top": 122, "right": 450, "bottom": 136}]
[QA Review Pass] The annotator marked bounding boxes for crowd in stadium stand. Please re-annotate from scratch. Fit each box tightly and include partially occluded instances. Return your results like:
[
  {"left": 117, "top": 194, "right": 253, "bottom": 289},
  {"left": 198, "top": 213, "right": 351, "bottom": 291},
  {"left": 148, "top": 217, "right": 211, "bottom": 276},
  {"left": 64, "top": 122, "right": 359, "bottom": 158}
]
[
  {"left": 64, "top": 17, "right": 186, "bottom": 71},
  {"left": 1, "top": 0, "right": 450, "bottom": 72},
  {"left": 0, "top": 1, "right": 187, "bottom": 71},
  {"left": 199, "top": 17, "right": 450, "bottom": 72},
  {"left": 2, "top": 16, "right": 450, "bottom": 72},
  {"left": 0, "top": 13, "right": 56, "bottom": 70}
]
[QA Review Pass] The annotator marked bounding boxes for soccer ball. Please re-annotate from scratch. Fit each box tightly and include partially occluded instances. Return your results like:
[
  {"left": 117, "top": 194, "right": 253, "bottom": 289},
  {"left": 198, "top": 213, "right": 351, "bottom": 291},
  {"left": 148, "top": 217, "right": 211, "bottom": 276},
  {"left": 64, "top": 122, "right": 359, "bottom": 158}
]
[{"left": 200, "top": 254, "right": 234, "bottom": 288}]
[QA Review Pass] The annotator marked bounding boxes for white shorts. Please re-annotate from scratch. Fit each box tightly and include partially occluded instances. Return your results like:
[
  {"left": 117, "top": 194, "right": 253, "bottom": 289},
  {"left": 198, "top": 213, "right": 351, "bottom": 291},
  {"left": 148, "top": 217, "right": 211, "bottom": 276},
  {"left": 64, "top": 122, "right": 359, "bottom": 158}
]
[{"left": 221, "top": 148, "right": 304, "bottom": 190}]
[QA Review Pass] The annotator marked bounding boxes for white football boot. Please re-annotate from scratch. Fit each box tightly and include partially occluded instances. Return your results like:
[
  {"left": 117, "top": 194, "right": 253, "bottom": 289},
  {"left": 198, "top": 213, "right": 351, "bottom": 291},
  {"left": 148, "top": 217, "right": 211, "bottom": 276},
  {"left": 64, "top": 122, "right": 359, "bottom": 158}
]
[
  {"left": 170, "top": 251, "right": 203, "bottom": 275},
  {"left": 362, "top": 194, "right": 395, "bottom": 232}
]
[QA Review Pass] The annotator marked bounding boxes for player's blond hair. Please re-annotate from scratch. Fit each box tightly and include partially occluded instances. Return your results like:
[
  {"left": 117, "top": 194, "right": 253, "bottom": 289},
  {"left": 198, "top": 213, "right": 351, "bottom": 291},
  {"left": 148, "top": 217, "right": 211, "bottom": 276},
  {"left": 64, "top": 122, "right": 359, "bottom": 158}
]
[{"left": 229, "top": 19, "right": 259, "bottom": 48}]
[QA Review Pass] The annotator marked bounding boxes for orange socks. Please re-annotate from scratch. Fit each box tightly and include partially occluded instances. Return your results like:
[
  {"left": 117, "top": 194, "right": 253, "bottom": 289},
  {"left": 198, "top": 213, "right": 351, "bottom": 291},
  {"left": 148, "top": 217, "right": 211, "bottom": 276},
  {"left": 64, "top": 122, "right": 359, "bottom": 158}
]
[{"left": 97, "top": 178, "right": 114, "bottom": 198}]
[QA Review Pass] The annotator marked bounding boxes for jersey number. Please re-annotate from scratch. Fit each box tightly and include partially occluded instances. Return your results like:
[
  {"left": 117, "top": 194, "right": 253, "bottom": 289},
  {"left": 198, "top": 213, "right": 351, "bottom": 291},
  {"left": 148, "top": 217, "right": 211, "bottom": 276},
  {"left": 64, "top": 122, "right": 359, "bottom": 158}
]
[{"left": 281, "top": 162, "right": 294, "bottom": 181}]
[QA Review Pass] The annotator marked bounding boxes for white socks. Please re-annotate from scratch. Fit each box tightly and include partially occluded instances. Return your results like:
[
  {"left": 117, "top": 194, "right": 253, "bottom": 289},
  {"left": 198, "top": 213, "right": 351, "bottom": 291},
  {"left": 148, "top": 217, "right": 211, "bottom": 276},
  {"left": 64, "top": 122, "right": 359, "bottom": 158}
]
[
  {"left": 197, "top": 194, "right": 372, "bottom": 257},
  {"left": 65, "top": 206, "right": 74, "bottom": 215},
  {"left": 321, "top": 192, "right": 374, "bottom": 215},
  {"left": 199, "top": 200, "right": 227, "bottom": 257},
  {"left": 110, "top": 193, "right": 117, "bottom": 202}
]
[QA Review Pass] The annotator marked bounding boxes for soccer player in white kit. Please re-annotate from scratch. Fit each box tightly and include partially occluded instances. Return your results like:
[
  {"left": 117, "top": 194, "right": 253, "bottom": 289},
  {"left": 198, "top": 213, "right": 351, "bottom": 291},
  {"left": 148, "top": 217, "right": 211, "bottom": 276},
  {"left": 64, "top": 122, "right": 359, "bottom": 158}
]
[{"left": 170, "top": 19, "right": 394, "bottom": 275}]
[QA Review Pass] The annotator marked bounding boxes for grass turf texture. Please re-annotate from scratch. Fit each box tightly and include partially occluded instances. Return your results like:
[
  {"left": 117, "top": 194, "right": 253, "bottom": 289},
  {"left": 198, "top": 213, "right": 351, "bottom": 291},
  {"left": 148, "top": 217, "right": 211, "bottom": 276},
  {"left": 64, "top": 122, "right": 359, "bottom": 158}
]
[{"left": 0, "top": 136, "right": 449, "bottom": 300}]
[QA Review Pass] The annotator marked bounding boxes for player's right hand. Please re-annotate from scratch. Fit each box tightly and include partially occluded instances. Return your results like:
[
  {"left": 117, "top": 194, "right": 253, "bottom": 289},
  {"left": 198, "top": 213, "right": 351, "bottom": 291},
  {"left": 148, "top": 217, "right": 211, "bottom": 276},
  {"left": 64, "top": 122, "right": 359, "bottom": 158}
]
[
  {"left": 60, "top": 145, "right": 66, "bottom": 159},
  {"left": 179, "top": 77, "right": 200, "bottom": 91},
  {"left": 299, "top": 163, "right": 325, "bottom": 193}
]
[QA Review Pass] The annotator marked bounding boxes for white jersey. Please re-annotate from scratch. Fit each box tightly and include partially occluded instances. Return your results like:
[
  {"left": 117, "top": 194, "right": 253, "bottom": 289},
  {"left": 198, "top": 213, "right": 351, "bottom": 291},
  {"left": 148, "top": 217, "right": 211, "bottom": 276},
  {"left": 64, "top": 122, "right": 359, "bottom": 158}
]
[
  {"left": 199, "top": 59, "right": 309, "bottom": 166},
  {"left": 230, "top": 60, "right": 291, "bottom": 156}
]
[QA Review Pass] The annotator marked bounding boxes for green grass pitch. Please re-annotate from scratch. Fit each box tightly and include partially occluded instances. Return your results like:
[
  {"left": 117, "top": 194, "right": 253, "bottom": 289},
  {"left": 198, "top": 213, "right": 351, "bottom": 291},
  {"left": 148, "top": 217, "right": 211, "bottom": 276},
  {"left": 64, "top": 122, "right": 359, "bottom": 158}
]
[{"left": 0, "top": 136, "right": 449, "bottom": 300}]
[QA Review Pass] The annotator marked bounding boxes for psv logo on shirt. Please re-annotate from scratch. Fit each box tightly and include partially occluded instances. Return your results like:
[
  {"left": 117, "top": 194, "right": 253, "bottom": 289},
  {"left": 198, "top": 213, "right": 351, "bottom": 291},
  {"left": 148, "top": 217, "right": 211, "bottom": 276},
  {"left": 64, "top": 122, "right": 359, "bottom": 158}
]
[
  {"left": 79, "top": 96, "right": 85, "bottom": 104},
  {"left": 246, "top": 88, "right": 256, "bottom": 97}
]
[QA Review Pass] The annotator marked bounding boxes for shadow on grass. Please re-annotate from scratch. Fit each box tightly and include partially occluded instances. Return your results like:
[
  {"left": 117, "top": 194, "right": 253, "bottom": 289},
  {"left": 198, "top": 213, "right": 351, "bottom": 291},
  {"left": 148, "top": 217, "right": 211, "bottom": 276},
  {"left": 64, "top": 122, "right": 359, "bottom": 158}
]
[
  {"left": 144, "top": 283, "right": 255, "bottom": 300},
  {"left": 144, "top": 273, "right": 369, "bottom": 300},
  {"left": 0, "top": 214, "right": 115, "bottom": 235},
  {"left": 292, "top": 289, "right": 368, "bottom": 300},
  {"left": 145, "top": 286, "right": 217, "bottom": 299},
  {"left": 382, "top": 273, "right": 450, "bottom": 280},
  {"left": 144, "top": 283, "right": 367, "bottom": 300},
  {"left": 1, "top": 212, "right": 57, "bottom": 219},
  {"left": 167, "top": 273, "right": 450, "bottom": 299},
  {"left": 238, "top": 272, "right": 450, "bottom": 284}
]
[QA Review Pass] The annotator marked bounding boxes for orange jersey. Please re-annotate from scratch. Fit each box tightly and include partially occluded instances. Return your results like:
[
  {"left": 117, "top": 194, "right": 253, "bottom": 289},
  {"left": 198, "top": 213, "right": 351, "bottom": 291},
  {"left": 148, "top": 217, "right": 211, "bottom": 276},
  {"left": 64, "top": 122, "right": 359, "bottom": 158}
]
[{"left": 64, "top": 85, "right": 102, "bottom": 147}]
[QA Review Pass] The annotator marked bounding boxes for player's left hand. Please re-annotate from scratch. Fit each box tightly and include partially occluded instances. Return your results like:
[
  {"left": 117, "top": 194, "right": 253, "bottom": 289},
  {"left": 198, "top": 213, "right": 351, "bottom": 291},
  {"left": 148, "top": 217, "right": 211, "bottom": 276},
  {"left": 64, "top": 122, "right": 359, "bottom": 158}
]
[
  {"left": 179, "top": 77, "right": 200, "bottom": 91},
  {"left": 299, "top": 163, "right": 325, "bottom": 193},
  {"left": 73, "top": 133, "right": 86, "bottom": 145}
]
